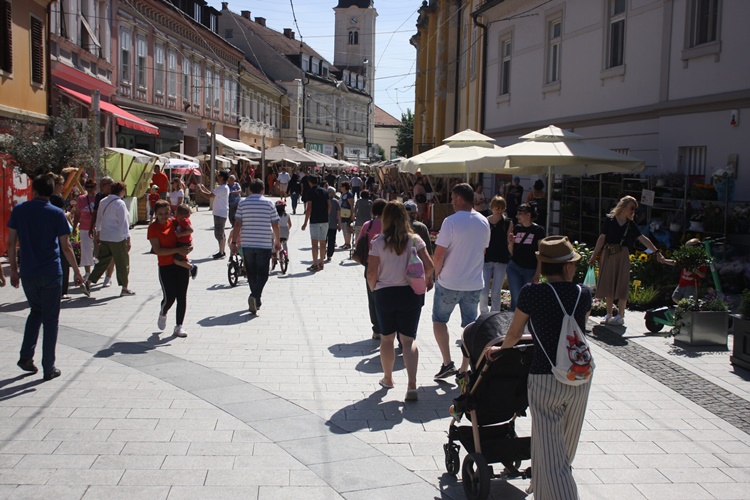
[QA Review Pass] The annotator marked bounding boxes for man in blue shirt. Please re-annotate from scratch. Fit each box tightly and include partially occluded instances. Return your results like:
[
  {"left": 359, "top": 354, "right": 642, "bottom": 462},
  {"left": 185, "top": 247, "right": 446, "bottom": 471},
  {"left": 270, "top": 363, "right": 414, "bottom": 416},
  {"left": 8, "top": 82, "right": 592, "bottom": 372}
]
[{"left": 7, "top": 174, "right": 86, "bottom": 380}]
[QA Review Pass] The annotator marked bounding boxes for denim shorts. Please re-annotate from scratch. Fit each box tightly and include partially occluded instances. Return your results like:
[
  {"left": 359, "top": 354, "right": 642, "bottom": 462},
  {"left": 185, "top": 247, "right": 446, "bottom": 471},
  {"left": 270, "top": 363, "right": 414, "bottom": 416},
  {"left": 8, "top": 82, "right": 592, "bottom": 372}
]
[
  {"left": 309, "top": 222, "right": 327, "bottom": 241},
  {"left": 432, "top": 282, "right": 481, "bottom": 326}
]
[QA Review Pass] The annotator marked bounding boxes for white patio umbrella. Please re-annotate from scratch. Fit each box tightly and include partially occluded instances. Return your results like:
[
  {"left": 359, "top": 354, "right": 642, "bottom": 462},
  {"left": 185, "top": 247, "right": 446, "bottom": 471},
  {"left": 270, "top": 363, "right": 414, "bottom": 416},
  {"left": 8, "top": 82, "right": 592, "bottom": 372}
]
[
  {"left": 466, "top": 125, "right": 646, "bottom": 233},
  {"left": 400, "top": 129, "right": 506, "bottom": 175},
  {"left": 263, "top": 144, "right": 321, "bottom": 164}
]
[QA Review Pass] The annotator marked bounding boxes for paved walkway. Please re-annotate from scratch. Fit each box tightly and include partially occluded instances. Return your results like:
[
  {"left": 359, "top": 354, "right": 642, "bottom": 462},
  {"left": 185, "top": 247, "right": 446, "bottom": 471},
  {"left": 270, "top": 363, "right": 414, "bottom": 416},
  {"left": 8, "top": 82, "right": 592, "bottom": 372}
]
[{"left": 1, "top": 204, "right": 749, "bottom": 499}]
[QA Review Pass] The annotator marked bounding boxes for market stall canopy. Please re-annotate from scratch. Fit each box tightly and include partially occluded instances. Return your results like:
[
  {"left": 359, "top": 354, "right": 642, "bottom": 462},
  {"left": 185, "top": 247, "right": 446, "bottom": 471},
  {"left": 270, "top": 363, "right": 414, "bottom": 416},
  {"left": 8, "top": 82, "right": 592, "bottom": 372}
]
[
  {"left": 57, "top": 86, "right": 159, "bottom": 136},
  {"left": 263, "top": 144, "right": 321, "bottom": 164},
  {"left": 165, "top": 151, "right": 200, "bottom": 164},
  {"left": 196, "top": 154, "right": 234, "bottom": 167},
  {"left": 101, "top": 148, "right": 156, "bottom": 198},
  {"left": 465, "top": 125, "right": 645, "bottom": 175},
  {"left": 234, "top": 156, "right": 260, "bottom": 166},
  {"left": 400, "top": 129, "right": 506, "bottom": 175},
  {"left": 305, "top": 149, "right": 348, "bottom": 168},
  {"left": 133, "top": 148, "right": 168, "bottom": 162},
  {"left": 269, "top": 158, "right": 300, "bottom": 166},
  {"left": 207, "top": 132, "right": 261, "bottom": 156}
]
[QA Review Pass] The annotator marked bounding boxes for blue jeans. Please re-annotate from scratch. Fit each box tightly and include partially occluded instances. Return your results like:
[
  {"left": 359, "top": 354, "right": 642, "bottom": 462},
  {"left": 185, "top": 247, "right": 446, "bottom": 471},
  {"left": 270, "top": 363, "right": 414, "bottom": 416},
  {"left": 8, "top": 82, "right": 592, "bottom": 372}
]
[
  {"left": 242, "top": 248, "right": 272, "bottom": 303},
  {"left": 480, "top": 262, "right": 508, "bottom": 314},
  {"left": 507, "top": 260, "right": 536, "bottom": 311},
  {"left": 20, "top": 274, "right": 63, "bottom": 372},
  {"left": 432, "top": 282, "right": 481, "bottom": 327}
]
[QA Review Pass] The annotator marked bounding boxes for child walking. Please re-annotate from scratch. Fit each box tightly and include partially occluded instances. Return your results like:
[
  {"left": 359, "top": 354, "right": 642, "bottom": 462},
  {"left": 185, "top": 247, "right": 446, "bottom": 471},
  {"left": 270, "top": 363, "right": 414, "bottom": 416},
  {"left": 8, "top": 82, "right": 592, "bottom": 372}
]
[
  {"left": 661, "top": 238, "right": 707, "bottom": 303},
  {"left": 272, "top": 201, "right": 292, "bottom": 269},
  {"left": 174, "top": 204, "right": 199, "bottom": 279},
  {"left": 148, "top": 185, "right": 160, "bottom": 222}
]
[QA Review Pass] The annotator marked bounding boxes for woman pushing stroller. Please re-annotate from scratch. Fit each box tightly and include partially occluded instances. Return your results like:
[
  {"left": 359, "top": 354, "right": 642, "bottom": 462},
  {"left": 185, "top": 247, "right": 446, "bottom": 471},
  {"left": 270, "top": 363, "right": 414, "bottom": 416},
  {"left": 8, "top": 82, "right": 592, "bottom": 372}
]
[{"left": 487, "top": 236, "right": 593, "bottom": 499}]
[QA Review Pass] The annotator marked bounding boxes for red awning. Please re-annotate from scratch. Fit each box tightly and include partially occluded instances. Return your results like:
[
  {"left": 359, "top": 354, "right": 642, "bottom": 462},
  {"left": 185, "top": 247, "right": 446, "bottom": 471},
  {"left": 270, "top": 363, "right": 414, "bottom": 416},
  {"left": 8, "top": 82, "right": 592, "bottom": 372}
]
[{"left": 57, "top": 85, "right": 159, "bottom": 136}]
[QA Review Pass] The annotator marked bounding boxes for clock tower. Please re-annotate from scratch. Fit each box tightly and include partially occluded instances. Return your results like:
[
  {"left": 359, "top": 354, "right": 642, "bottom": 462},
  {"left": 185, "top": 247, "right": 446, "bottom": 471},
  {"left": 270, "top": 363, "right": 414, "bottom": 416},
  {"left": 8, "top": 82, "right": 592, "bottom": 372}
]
[{"left": 333, "top": 0, "right": 377, "bottom": 97}]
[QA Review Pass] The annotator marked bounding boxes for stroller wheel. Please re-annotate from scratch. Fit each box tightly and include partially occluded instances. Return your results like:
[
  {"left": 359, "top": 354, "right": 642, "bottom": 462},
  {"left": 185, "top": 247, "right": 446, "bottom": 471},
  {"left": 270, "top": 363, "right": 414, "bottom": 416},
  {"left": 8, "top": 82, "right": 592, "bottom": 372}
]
[
  {"left": 444, "top": 443, "right": 460, "bottom": 476},
  {"left": 462, "top": 452, "right": 491, "bottom": 500}
]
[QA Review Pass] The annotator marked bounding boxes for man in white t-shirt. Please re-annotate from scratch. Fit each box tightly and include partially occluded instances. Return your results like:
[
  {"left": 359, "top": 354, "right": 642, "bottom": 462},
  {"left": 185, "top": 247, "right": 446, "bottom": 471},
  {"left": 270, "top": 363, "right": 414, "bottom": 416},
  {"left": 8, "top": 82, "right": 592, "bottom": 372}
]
[
  {"left": 277, "top": 168, "right": 291, "bottom": 202},
  {"left": 350, "top": 173, "right": 362, "bottom": 199},
  {"left": 432, "top": 183, "right": 490, "bottom": 380},
  {"left": 196, "top": 171, "right": 230, "bottom": 259}
]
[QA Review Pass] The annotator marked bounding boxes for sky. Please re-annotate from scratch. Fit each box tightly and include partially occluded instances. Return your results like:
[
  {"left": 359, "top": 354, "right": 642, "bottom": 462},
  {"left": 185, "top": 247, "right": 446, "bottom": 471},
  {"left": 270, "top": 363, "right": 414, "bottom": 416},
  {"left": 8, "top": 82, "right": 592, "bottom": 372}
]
[{"left": 216, "top": 0, "right": 420, "bottom": 122}]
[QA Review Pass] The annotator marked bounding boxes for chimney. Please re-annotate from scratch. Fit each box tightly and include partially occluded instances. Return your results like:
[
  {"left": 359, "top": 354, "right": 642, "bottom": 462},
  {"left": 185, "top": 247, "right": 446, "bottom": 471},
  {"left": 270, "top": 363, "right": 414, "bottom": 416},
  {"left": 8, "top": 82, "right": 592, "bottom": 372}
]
[
  {"left": 283, "top": 28, "right": 292, "bottom": 39},
  {"left": 255, "top": 17, "right": 266, "bottom": 27},
  {"left": 221, "top": 2, "right": 228, "bottom": 10},
  {"left": 291, "top": 31, "right": 295, "bottom": 40},
  {"left": 241, "top": 10, "right": 251, "bottom": 19}
]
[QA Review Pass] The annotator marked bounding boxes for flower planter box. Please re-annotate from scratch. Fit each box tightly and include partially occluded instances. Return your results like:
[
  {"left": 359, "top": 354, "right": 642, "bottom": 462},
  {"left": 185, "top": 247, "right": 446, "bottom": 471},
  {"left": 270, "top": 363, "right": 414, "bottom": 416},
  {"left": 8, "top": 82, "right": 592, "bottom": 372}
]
[
  {"left": 730, "top": 315, "right": 750, "bottom": 370},
  {"left": 674, "top": 311, "right": 729, "bottom": 347}
]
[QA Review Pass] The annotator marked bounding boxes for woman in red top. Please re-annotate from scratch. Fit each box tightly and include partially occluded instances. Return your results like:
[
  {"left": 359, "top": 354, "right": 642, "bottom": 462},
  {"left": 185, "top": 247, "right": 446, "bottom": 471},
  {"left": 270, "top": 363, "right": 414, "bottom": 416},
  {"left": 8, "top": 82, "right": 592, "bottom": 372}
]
[
  {"left": 148, "top": 200, "right": 192, "bottom": 337},
  {"left": 72, "top": 179, "right": 98, "bottom": 278}
]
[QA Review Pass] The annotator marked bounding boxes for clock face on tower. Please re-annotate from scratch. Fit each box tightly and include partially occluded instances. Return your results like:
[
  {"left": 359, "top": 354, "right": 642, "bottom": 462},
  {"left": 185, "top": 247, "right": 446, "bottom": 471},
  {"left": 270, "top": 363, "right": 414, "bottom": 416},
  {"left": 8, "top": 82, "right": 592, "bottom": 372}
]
[{"left": 350, "top": 17, "right": 358, "bottom": 24}]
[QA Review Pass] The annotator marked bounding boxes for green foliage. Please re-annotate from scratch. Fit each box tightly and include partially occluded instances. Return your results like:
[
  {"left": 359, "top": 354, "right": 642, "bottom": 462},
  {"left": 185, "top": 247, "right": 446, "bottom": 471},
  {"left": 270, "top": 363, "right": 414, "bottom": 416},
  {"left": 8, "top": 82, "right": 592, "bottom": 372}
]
[
  {"left": 672, "top": 245, "right": 708, "bottom": 272},
  {"left": 673, "top": 290, "right": 730, "bottom": 335},
  {"left": 0, "top": 104, "right": 100, "bottom": 177},
  {"left": 571, "top": 241, "right": 593, "bottom": 284},
  {"left": 395, "top": 109, "right": 414, "bottom": 158},
  {"left": 628, "top": 285, "right": 660, "bottom": 307},
  {"left": 739, "top": 289, "right": 750, "bottom": 319}
]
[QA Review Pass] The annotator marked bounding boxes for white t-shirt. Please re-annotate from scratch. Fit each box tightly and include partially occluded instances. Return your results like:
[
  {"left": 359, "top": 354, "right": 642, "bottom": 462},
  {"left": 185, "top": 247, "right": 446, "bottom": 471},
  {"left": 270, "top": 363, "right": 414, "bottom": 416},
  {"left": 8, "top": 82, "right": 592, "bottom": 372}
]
[
  {"left": 213, "top": 184, "right": 230, "bottom": 218},
  {"left": 278, "top": 172, "right": 291, "bottom": 184},
  {"left": 435, "top": 210, "right": 490, "bottom": 291},
  {"left": 169, "top": 189, "right": 184, "bottom": 207},
  {"left": 369, "top": 234, "right": 426, "bottom": 291}
]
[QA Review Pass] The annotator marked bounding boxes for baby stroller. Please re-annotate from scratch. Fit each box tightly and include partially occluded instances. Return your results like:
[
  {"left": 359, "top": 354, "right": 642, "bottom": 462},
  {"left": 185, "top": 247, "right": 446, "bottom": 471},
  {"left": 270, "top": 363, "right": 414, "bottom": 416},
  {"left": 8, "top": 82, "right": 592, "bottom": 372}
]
[{"left": 444, "top": 311, "right": 535, "bottom": 500}]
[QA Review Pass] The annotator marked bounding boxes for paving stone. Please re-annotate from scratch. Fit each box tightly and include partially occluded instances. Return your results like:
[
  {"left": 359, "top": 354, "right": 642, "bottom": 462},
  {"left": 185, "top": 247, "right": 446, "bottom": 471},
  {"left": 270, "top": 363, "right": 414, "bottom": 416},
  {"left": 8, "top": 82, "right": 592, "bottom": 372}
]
[
  {"left": 96, "top": 418, "right": 159, "bottom": 430},
  {"left": 205, "top": 470, "right": 290, "bottom": 486},
  {"left": 0, "top": 469, "right": 54, "bottom": 485},
  {"left": 634, "top": 482, "right": 714, "bottom": 499},
  {"left": 92, "top": 455, "right": 166, "bottom": 470},
  {"left": 14, "top": 454, "right": 96, "bottom": 469},
  {"left": 8, "top": 485, "right": 88, "bottom": 500},
  {"left": 120, "top": 442, "right": 190, "bottom": 456},
  {"left": 82, "top": 486, "right": 170, "bottom": 500},
  {"left": 257, "top": 486, "right": 343, "bottom": 499},
  {"left": 161, "top": 455, "right": 234, "bottom": 470},
  {"left": 308, "top": 456, "right": 421, "bottom": 493},
  {"left": 591, "top": 468, "right": 669, "bottom": 484},
  {"left": 702, "top": 482, "right": 750, "bottom": 500},
  {"left": 46, "top": 469, "right": 125, "bottom": 485},
  {"left": 53, "top": 441, "right": 125, "bottom": 455},
  {"left": 118, "top": 470, "right": 207, "bottom": 486},
  {"left": 166, "top": 486, "right": 259, "bottom": 500}
]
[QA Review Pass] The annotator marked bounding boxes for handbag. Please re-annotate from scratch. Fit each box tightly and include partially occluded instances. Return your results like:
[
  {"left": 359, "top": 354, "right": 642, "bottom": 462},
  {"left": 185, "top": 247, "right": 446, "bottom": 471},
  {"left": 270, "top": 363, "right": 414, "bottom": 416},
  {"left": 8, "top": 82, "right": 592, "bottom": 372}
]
[
  {"left": 583, "top": 266, "right": 597, "bottom": 291},
  {"left": 340, "top": 207, "right": 352, "bottom": 219},
  {"left": 405, "top": 237, "right": 426, "bottom": 295},
  {"left": 352, "top": 223, "right": 373, "bottom": 265}
]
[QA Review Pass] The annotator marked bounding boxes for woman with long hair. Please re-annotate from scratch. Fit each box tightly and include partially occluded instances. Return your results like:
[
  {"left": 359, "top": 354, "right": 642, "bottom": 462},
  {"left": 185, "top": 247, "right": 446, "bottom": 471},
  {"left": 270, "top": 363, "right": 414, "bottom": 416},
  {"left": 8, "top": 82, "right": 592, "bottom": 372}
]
[
  {"left": 589, "top": 196, "right": 662, "bottom": 325},
  {"left": 367, "top": 202, "right": 434, "bottom": 401},
  {"left": 480, "top": 196, "right": 512, "bottom": 314},
  {"left": 507, "top": 203, "right": 546, "bottom": 311},
  {"left": 148, "top": 200, "right": 193, "bottom": 337}
]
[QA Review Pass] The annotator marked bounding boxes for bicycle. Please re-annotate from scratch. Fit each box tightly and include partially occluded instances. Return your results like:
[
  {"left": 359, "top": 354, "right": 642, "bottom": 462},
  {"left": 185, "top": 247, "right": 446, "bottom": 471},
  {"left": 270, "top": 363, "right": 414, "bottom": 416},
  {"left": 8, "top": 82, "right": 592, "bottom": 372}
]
[
  {"left": 227, "top": 250, "right": 246, "bottom": 287},
  {"left": 271, "top": 238, "right": 289, "bottom": 274}
]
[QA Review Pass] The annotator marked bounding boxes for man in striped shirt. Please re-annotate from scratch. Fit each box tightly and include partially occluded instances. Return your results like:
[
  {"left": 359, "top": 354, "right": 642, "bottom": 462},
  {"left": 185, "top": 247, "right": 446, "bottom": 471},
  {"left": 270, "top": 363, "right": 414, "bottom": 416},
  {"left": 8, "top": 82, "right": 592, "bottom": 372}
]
[{"left": 229, "top": 179, "right": 280, "bottom": 315}]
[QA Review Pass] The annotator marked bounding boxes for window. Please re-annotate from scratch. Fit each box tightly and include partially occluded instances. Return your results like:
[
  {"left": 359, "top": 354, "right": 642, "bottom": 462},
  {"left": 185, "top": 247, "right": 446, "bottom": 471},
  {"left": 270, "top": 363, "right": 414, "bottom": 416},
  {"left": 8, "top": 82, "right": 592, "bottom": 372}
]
[
  {"left": 689, "top": 0, "right": 719, "bottom": 46},
  {"left": 678, "top": 146, "right": 707, "bottom": 176},
  {"left": 136, "top": 35, "right": 146, "bottom": 88},
  {"left": 305, "top": 97, "right": 311, "bottom": 122},
  {"left": 1, "top": 0, "right": 12, "bottom": 74},
  {"left": 30, "top": 16, "right": 44, "bottom": 84},
  {"left": 231, "top": 81, "right": 237, "bottom": 116},
  {"left": 154, "top": 44, "right": 165, "bottom": 94},
  {"left": 322, "top": 63, "right": 328, "bottom": 77},
  {"left": 192, "top": 61, "right": 201, "bottom": 107},
  {"left": 546, "top": 19, "right": 562, "bottom": 83},
  {"left": 209, "top": 14, "right": 217, "bottom": 33},
  {"left": 120, "top": 30, "right": 131, "bottom": 83},
  {"left": 167, "top": 49, "right": 177, "bottom": 97},
  {"left": 205, "top": 67, "right": 212, "bottom": 109},
  {"left": 194, "top": 3, "right": 201, "bottom": 22},
  {"left": 498, "top": 35, "right": 512, "bottom": 96},
  {"left": 316, "top": 102, "right": 321, "bottom": 124},
  {"left": 301, "top": 56, "right": 309, "bottom": 72},
  {"left": 348, "top": 30, "right": 358, "bottom": 45},
  {"left": 311, "top": 58, "right": 319, "bottom": 75},
  {"left": 182, "top": 59, "right": 191, "bottom": 104},
  {"left": 213, "top": 72, "right": 220, "bottom": 109},
  {"left": 606, "top": 0, "right": 626, "bottom": 68},
  {"left": 224, "top": 78, "right": 230, "bottom": 114}
]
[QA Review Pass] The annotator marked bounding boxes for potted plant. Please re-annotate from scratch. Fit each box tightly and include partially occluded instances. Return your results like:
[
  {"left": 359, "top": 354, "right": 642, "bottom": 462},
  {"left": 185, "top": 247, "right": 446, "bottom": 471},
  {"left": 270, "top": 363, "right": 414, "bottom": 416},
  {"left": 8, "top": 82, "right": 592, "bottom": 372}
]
[
  {"left": 730, "top": 289, "right": 750, "bottom": 369},
  {"left": 672, "top": 290, "right": 731, "bottom": 347}
]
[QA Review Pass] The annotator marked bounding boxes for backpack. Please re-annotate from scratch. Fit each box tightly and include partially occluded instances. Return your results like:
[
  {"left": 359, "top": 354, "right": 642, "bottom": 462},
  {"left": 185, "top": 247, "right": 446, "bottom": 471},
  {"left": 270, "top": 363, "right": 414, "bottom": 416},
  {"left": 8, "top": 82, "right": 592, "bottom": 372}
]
[{"left": 530, "top": 284, "right": 594, "bottom": 386}]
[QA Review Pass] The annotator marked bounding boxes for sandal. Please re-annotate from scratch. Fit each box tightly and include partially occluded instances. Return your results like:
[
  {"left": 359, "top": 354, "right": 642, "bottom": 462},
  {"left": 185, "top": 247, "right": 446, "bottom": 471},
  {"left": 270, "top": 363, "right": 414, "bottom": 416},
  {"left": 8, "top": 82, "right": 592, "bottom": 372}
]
[{"left": 379, "top": 378, "right": 394, "bottom": 389}]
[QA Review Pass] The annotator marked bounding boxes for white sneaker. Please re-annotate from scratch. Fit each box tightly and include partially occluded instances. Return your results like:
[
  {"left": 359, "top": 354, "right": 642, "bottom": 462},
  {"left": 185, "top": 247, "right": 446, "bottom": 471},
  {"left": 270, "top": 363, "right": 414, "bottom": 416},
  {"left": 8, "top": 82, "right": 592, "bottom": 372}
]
[
  {"left": 157, "top": 313, "right": 167, "bottom": 331},
  {"left": 173, "top": 325, "right": 188, "bottom": 338},
  {"left": 611, "top": 315, "right": 625, "bottom": 326},
  {"left": 102, "top": 276, "right": 112, "bottom": 287},
  {"left": 600, "top": 314, "right": 612, "bottom": 325}
]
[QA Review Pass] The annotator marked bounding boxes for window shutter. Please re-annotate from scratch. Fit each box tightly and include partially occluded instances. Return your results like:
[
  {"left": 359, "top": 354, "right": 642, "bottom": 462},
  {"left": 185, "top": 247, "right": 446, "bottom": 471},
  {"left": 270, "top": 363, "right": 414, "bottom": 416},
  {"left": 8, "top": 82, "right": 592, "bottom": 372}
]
[
  {"left": 1, "top": 1, "right": 11, "bottom": 73},
  {"left": 30, "top": 16, "right": 43, "bottom": 84}
]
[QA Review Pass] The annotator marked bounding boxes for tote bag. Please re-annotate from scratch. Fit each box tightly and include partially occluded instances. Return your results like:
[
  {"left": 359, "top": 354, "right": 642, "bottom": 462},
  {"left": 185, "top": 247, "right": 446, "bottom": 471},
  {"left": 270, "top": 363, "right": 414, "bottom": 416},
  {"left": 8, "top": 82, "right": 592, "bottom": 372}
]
[{"left": 405, "top": 237, "right": 426, "bottom": 295}]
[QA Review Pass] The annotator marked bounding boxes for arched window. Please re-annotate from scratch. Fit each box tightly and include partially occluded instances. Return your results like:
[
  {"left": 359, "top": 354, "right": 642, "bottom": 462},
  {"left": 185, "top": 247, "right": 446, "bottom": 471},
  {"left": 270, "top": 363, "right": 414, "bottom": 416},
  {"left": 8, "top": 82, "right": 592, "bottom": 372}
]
[{"left": 348, "top": 30, "right": 359, "bottom": 45}]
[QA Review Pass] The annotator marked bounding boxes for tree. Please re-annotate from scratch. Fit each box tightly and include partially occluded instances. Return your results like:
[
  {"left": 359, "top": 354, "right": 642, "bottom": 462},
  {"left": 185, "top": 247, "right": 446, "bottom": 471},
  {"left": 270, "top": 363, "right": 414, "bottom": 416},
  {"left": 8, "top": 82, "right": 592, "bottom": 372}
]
[
  {"left": 0, "top": 104, "right": 100, "bottom": 177},
  {"left": 395, "top": 109, "right": 414, "bottom": 158}
]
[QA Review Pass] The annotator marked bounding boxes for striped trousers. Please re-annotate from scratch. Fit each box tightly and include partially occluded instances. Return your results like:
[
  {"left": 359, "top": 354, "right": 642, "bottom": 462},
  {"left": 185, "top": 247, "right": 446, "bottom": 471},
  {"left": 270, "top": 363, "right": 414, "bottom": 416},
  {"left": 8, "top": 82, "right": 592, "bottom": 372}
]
[{"left": 528, "top": 374, "right": 592, "bottom": 500}]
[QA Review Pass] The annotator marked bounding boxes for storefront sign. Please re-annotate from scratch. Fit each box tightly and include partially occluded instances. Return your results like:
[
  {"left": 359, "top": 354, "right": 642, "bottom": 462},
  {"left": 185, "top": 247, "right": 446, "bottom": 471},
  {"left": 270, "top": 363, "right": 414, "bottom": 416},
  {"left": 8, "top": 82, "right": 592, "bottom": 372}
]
[
  {"left": 306, "top": 143, "right": 323, "bottom": 153},
  {"left": 323, "top": 145, "right": 335, "bottom": 157}
]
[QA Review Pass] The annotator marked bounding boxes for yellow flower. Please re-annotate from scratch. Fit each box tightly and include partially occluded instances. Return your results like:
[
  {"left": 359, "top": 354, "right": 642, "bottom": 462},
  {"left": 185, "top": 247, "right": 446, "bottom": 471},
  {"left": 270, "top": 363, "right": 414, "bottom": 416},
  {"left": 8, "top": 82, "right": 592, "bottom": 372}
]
[
  {"left": 629, "top": 255, "right": 636, "bottom": 263},
  {"left": 639, "top": 254, "right": 649, "bottom": 262}
]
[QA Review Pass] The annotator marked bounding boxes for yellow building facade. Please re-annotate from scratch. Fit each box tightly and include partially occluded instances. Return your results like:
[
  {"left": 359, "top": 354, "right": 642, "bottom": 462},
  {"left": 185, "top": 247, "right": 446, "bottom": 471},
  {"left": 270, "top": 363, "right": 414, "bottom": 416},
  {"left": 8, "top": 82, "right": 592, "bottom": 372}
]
[
  {"left": 0, "top": 0, "right": 52, "bottom": 127},
  {"left": 411, "top": 0, "right": 484, "bottom": 156}
]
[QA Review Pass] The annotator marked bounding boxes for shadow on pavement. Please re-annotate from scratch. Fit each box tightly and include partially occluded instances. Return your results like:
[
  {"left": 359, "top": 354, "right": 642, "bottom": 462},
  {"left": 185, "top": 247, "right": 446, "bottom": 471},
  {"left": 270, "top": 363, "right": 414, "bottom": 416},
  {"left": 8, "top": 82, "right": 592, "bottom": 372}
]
[
  {"left": 590, "top": 325, "right": 628, "bottom": 346},
  {"left": 668, "top": 344, "right": 729, "bottom": 357},
  {"left": 197, "top": 310, "right": 257, "bottom": 326},
  {"left": 277, "top": 270, "right": 317, "bottom": 279},
  {"left": 60, "top": 296, "right": 119, "bottom": 309},
  {"left": 0, "top": 376, "right": 45, "bottom": 401},
  {"left": 327, "top": 339, "right": 379, "bottom": 358},
  {"left": 356, "top": 354, "right": 405, "bottom": 374},
  {"left": 0, "top": 301, "right": 29, "bottom": 313},
  {"left": 94, "top": 333, "right": 173, "bottom": 358}
]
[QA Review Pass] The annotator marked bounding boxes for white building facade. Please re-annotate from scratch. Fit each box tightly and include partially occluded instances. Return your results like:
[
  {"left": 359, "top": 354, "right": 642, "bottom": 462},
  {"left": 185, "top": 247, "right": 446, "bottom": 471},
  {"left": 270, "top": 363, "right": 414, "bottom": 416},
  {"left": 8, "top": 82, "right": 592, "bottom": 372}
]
[{"left": 479, "top": 0, "right": 749, "bottom": 200}]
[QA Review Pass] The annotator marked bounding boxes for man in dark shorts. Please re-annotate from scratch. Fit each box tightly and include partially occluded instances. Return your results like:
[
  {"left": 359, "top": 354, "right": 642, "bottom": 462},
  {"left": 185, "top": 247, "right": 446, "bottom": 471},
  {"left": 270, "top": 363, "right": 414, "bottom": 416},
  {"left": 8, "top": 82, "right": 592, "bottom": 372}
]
[{"left": 301, "top": 176, "right": 330, "bottom": 272}]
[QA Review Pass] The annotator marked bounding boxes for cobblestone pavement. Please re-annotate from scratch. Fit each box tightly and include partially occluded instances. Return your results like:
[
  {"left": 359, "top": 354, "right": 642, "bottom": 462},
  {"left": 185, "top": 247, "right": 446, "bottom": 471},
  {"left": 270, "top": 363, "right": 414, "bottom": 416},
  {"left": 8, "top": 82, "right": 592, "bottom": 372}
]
[{"left": 1, "top": 204, "right": 750, "bottom": 499}]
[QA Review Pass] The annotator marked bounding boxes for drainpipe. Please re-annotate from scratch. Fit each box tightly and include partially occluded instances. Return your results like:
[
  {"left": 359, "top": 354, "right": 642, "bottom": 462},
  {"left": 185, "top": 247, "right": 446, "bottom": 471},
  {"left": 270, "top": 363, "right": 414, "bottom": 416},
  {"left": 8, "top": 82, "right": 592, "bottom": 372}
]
[
  {"left": 471, "top": 10, "right": 488, "bottom": 135},
  {"left": 453, "top": 5, "right": 462, "bottom": 135}
]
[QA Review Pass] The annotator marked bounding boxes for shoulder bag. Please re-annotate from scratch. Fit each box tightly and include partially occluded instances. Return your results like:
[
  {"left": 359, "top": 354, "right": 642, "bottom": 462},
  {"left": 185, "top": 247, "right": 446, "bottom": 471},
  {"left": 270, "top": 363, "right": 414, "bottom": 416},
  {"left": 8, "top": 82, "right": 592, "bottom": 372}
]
[
  {"left": 352, "top": 222, "right": 373, "bottom": 265},
  {"left": 405, "top": 237, "right": 426, "bottom": 295}
]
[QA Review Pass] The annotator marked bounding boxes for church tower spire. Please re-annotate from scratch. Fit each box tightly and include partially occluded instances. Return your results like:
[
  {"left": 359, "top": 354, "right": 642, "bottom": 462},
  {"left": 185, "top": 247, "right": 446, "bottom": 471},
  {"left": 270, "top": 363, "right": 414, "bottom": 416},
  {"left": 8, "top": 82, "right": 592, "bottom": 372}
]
[{"left": 333, "top": 0, "right": 377, "bottom": 98}]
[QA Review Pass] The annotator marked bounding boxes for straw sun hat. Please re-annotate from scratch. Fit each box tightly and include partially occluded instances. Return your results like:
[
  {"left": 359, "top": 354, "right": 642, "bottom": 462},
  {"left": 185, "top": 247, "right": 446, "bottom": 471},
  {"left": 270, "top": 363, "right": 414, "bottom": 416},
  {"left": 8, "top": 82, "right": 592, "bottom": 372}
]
[{"left": 536, "top": 236, "right": 581, "bottom": 264}]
